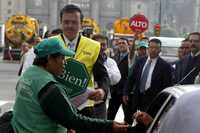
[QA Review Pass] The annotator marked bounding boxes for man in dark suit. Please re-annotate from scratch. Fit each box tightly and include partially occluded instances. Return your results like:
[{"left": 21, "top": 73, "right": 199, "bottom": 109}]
[
  {"left": 124, "top": 38, "right": 173, "bottom": 114},
  {"left": 173, "top": 39, "right": 191, "bottom": 83},
  {"left": 107, "top": 38, "right": 131, "bottom": 123},
  {"left": 177, "top": 32, "right": 200, "bottom": 84}
]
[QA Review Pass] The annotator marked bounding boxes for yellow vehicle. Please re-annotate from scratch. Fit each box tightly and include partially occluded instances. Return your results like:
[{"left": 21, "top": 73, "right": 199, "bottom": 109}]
[
  {"left": 3, "top": 15, "right": 39, "bottom": 60},
  {"left": 113, "top": 18, "right": 145, "bottom": 42},
  {"left": 81, "top": 18, "right": 100, "bottom": 37},
  {"left": 113, "top": 18, "right": 134, "bottom": 34}
]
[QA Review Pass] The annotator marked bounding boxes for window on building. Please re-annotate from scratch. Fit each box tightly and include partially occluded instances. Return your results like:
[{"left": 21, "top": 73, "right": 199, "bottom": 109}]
[
  {"left": 7, "top": 9, "right": 12, "bottom": 14},
  {"left": 137, "top": 4, "right": 142, "bottom": 9},
  {"left": 35, "top": 0, "right": 43, "bottom": 6},
  {"left": 8, "top": 1, "right": 12, "bottom": 6}
]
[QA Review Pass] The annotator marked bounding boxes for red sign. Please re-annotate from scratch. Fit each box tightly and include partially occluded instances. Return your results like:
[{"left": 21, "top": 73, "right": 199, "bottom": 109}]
[{"left": 129, "top": 14, "right": 149, "bottom": 33}]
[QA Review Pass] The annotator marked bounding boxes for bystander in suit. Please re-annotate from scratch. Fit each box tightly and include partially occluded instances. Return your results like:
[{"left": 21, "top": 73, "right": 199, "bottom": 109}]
[{"left": 124, "top": 38, "right": 173, "bottom": 115}]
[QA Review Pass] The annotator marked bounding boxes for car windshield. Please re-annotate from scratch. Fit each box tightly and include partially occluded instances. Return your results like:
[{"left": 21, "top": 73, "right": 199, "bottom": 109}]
[{"left": 161, "top": 46, "right": 178, "bottom": 57}]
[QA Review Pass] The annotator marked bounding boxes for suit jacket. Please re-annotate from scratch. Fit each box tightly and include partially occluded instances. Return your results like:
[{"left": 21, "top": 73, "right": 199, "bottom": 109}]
[
  {"left": 110, "top": 52, "right": 129, "bottom": 95},
  {"left": 126, "top": 56, "right": 173, "bottom": 112},
  {"left": 173, "top": 59, "right": 184, "bottom": 84},
  {"left": 179, "top": 54, "right": 200, "bottom": 84}
]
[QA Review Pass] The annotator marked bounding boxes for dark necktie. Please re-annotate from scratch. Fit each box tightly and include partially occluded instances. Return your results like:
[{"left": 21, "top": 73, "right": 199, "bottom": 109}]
[
  {"left": 139, "top": 59, "right": 152, "bottom": 93},
  {"left": 68, "top": 42, "right": 74, "bottom": 50}
]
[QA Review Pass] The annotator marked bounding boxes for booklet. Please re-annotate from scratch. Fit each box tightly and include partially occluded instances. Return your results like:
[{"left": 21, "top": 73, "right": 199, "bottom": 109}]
[{"left": 70, "top": 88, "right": 94, "bottom": 108}]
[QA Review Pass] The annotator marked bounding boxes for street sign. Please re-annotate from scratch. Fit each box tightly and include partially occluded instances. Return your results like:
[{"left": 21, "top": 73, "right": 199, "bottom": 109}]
[
  {"left": 129, "top": 14, "right": 149, "bottom": 34},
  {"left": 55, "top": 58, "right": 90, "bottom": 98}
]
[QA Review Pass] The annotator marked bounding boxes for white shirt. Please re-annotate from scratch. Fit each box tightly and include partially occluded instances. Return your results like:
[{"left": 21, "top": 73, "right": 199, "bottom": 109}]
[
  {"left": 191, "top": 50, "right": 200, "bottom": 57},
  {"left": 142, "top": 57, "right": 158, "bottom": 90},
  {"left": 21, "top": 47, "right": 36, "bottom": 74},
  {"left": 63, "top": 35, "right": 79, "bottom": 51},
  {"left": 104, "top": 57, "right": 121, "bottom": 86}
]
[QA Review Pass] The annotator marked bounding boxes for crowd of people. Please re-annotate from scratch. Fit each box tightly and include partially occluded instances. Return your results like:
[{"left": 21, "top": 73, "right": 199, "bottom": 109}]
[{"left": 1, "top": 3, "right": 200, "bottom": 133}]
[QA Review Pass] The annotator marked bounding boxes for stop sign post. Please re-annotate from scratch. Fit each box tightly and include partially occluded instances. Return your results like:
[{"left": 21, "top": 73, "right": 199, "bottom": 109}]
[
  {"left": 129, "top": 14, "right": 149, "bottom": 33},
  {"left": 55, "top": 58, "right": 90, "bottom": 98}
]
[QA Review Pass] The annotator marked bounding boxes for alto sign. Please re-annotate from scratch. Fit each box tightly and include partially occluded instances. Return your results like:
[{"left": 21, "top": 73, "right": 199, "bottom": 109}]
[{"left": 129, "top": 14, "right": 149, "bottom": 33}]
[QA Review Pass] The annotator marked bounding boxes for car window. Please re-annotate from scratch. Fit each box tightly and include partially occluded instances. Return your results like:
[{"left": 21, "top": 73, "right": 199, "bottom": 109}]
[
  {"left": 161, "top": 46, "right": 178, "bottom": 57},
  {"left": 145, "top": 92, "right": 170, "bottom": 118},
  {"left": 146, "top": 92, "right": 176, "bottom": 133}
]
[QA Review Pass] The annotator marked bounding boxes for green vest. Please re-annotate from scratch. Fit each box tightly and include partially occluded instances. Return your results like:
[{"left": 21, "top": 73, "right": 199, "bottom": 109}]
[{"left": 11, "top": 66, "right": 65, "bottom": 133}]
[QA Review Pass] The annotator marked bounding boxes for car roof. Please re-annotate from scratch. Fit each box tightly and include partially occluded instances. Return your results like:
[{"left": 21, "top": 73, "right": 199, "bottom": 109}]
[
  {"left": 149, "top": 37, "right": 184, "bottom": 47},
  {"left": 163, "top": 84, "right": 200, "bottom": 98}
]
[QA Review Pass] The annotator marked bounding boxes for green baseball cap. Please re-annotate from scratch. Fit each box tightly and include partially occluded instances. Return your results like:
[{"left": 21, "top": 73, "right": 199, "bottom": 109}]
[
  {"left": 34, "top": 38, "right": 75, "bottom": 58},
  {"left": 136, "top": 41, "right": 148, "bottom": 48}
]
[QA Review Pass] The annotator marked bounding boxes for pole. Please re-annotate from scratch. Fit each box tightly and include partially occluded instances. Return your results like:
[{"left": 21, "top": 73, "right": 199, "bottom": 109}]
[{"left": 159, "top": 0, "right": 162, "bottom": 25}]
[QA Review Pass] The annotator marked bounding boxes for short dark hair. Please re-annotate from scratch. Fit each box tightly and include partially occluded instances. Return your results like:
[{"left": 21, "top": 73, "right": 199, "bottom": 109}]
[
  {"left": 33, "top": 53, "right": 62, "bottom": 67},
  {"left": 92, "top": 34, "right": 108, "bottom": 44},
  {"left": 44, "top": 30, "right": 50, "bottom": 38},
  {"left": 182, "top": 38, "right": 190, "bottom": 43},
  {"left": 149, "top": 38, "right": 162, "bottom": 47},
  {"left": 188, "top": 32, "right": 200, "bottom": 40},
  {"left": 33, "top": 56, "right": 48, "bottom": 67},
  {"left": 51, "top": 28, "right": 63, "bottom": 35},
  {"left": 119, "top": 37, "right": 129, "bottom": 44},
  {"left": 60, "top": 4, "right": 84, "bottom": 22}
]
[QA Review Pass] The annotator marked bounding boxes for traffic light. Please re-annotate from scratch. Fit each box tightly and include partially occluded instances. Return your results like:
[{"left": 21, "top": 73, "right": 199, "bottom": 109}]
[{"left": 154, "top": 24, "right": 161, "bottom": 36}]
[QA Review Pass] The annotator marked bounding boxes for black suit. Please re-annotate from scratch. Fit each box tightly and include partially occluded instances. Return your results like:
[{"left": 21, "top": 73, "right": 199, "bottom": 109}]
[
  {"left": 107, "top": 52, "right": 131, "bottom": 123},
  {"left": 125, "top": 56, "right": 173, "bottom": 112},
  {"left": 172, "top": 59, "right": 183, "bottom": 84},
  {"left": 178, "top": 54, "right": 200, "bottom": 84}
]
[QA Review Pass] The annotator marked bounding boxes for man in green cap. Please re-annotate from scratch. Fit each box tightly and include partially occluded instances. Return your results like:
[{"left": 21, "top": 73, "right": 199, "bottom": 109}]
[
  {"left": 10, "top": 38, "right": 129, "bottom": 133},
  {"left": 136, "top": 41, "right": 148, "bottom": 58}
]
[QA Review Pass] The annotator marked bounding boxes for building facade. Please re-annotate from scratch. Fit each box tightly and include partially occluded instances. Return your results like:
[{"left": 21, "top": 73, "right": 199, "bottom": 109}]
[
  {"left": 0, "top": 0, "right": 26, "bottom": 23},
  {"left": 0, "top": 0, "right": 200, "bottom": 36}
]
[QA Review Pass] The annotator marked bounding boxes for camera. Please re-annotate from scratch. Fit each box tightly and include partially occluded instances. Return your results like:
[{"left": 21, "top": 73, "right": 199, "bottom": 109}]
[{"left": 82, "top": 27, "right": 93, "bottom": 38}]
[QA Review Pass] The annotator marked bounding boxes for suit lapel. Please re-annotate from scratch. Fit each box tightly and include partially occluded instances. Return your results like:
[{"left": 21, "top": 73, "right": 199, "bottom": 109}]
[
  {"left": 139, "top": 57, "right": 148, "bottom": 79},
  {"left": 151, "top": 57, "right": 161, "bottom": 82}
]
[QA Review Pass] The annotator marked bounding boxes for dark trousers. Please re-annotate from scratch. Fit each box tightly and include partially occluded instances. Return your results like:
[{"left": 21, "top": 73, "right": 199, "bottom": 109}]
[
  {"left": 0, "top": 111, "right": 14, "bottom": 133},
  {"left": 92, "top": 102, "right": 108, "bottom": 133},
  {"left": 107, "top": 93, "right": 133, "bottom": 124},
  {"left": 93, "top": 102, "right": 107, "bottom": 119}
]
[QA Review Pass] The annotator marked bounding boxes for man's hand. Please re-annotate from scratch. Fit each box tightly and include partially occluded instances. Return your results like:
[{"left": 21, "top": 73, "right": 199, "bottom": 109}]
[
  {"left": 88, "top": 88, "right": 105, "bottom": 101},
  {"left": 112, "top": 121, "right": 129, "bottom": 133},
  {"left": 133, "top": 111, "right": 153, "bottom": 126}
]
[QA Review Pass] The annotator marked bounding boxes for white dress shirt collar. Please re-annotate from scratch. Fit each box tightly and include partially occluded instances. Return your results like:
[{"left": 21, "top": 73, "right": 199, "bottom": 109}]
[
  {"left": 63, "top": 35, "right": 79, "bottom": 51},
  {"left": 143, "top": 56, "right": 158, "bottom": 90}
]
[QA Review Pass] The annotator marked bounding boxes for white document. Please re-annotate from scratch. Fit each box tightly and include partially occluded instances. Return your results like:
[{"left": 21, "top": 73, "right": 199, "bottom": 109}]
[{"left": 70, "top": 88, "right": 94, "bottom": 108}]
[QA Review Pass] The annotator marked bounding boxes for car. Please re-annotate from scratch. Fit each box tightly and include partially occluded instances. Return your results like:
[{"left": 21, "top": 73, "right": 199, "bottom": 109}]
[
  {"left": 146, "top": 84, "right": 200, "bottom": 133},
  {"left": 149, "top": 37, "right": 184, "bottom": 63}
]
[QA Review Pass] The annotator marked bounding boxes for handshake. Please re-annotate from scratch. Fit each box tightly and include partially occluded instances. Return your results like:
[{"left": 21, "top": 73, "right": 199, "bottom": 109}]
[{"left": 111, "top": 111, "right": 153, "bottom": 133}]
